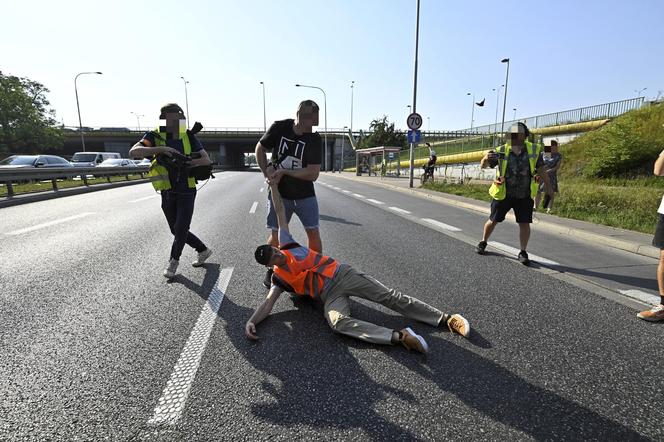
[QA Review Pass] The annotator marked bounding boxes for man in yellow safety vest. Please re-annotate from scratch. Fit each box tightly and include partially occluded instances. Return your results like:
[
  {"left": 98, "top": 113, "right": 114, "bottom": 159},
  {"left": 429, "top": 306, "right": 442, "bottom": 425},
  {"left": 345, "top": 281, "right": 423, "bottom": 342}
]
[
  {"left": 129, "top": 103, "right": 213, "bottom": 278},
  {"left": 476, "top": 122, "right": 547, "bottom": 265}
]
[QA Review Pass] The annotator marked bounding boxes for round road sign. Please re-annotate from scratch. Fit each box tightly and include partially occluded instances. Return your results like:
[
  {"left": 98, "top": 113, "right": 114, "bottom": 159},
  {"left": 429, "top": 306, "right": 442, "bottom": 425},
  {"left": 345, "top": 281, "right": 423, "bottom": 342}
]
[{"left": 407, "top": 112, "right": 423, "bottom": 130}]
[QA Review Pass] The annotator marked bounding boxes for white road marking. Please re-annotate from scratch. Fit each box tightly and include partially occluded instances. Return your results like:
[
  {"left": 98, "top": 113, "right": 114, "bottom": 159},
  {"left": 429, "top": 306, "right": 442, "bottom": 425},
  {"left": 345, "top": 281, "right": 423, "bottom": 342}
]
[
  {"left": 367, "top": 199, "right": 384, "bottom": 205},
  {"left": 488, "top": 241, "right": 560, "bottom": 266},
  {"left": 351, "top": 193, "right": 365, "bottom": 198},
  {"left": 259, "top": 187, "right": 264, "bottom": 192},
  {"left": 331, "top": 186, "right": 341, "bottom": 190},
  {"left": 421, "top": 218, "right": 462, "bottom": 232},
  {"left": 342, "top": 190, "right": 351, "bottom": 193},
  {"left": 389, "top": 206, "right": 411, "bottom": 214},
  {"left": 249, "top": 202, "right": 258, "bottom": 214},
  {"left": 618, "top": 289, "right": 660, "bottom": 305},
  {"left": 129, "top": 195, "right": 158, "bottom": 203},
  {"left": 5, "top": 212, "right": 96, "bottom": 236},
  {"left": 148, "top": 268, "right": 234, "bottom": 426}
]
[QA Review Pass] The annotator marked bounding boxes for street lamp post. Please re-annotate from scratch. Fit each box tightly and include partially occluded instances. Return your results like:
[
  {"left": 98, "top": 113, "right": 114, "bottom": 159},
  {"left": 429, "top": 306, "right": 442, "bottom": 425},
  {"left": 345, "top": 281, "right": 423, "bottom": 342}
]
[
  {"left": 427, "top": 116, "right": 430, "bottom": 131},
  {"left": 467, "top": 92, "right": 475, "bottom": 130},
  {"left": 634, "top": 87, "right": 647, "bottom": 99},
  {"left": 74, "top": 71, "right": 102, "bottom": 152},
  {"left": 408, "top": 0, "right": 421, "bottom": 188},
  {"left": 131, "top": 112, "right": 144, "bottom": 132},
  {"left": 295, "top": 83, "right": 328, "bottom": 171},
  {"left": 513, "top": 108, "right": 517, "bottom": 121},
  {"left": 350, "top": 81, "right": 355, "bottom": 135},
  {"left": 260, "top": 81, "right": 267, "bottom": 132},
  {"left": 500, "top": 58, "right": 510, "bottom": 142},
  {"left": 340, "top": 126, "right": 347, "bottom": 172},
  {"left": 180, "top": 76, "right": 190, "bottom": 124},
  {"left": 493, "top": 84, "right": 504, "bottom": 146}
]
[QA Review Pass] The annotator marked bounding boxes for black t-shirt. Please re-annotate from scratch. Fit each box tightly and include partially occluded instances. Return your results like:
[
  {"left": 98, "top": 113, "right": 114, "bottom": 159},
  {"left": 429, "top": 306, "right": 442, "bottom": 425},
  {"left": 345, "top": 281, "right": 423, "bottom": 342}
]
[
  {"left": 141, "top": 131, "right": 203, "bottom": 193},
  {"left": 259, "top": 119, "right": 322, "bottom": 200}
]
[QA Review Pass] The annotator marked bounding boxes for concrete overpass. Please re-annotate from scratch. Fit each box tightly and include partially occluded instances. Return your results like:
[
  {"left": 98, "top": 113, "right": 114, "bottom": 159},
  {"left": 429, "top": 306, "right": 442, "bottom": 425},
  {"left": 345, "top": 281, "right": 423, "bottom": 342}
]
[{"left": 62, "top": 128, "right": 358, "bottom": 169}]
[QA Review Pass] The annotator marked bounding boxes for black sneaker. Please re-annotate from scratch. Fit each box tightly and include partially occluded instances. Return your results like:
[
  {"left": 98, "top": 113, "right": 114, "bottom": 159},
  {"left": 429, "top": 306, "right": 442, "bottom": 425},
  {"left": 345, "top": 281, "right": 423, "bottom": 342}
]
[
  {"left": 263, "top": 268, "right": 274, "bottom": 288},
  {"left": 517, "top": 250, "right": 530, "bottom": 265},
  {"left": 475, "top": 241, "right": 487, "bottom": 255}
]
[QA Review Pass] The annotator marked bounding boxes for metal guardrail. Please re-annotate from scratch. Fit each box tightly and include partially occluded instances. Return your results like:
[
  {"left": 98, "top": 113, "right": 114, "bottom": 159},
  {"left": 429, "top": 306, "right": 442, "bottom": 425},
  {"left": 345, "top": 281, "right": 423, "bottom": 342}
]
[
  {"left": 455, "top": 97, "right": 645, "bottom": 135},
  {"left": 0, "top": 166, "right": 149, "bottom": 198}
]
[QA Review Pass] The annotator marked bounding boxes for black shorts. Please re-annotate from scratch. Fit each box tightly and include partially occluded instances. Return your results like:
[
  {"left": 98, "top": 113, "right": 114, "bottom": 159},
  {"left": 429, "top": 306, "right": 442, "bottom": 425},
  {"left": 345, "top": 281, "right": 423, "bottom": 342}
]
[
  {"left": 653, "top": 214, "right": 664, "bottom": 249},
  {"left": 490, "top": 197, "right": 534, "bottom": 223}
]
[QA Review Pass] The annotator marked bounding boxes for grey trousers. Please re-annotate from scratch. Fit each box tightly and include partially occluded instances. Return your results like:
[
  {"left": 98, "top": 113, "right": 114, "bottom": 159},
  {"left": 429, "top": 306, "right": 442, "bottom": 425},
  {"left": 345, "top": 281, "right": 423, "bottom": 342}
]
[{"left": 320, "top": 265, "right": 446, "bottom": 345}]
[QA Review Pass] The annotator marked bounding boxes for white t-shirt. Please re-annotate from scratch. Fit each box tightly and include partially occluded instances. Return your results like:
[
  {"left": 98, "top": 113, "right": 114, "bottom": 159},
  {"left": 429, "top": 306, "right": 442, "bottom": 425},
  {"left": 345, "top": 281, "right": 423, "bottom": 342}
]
[{"left": 658, "top": 195, "right": 664, "bottom": 215}]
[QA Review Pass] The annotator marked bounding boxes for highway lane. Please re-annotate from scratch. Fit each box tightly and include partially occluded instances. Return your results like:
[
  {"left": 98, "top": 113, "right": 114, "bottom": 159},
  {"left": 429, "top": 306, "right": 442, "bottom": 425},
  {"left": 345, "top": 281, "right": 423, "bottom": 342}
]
[
  {"left": 318, "top": 174, "right": 660, "bottom": 307},
  {"left": 1, "top": 171, "right": 663, "bottom": 440}
]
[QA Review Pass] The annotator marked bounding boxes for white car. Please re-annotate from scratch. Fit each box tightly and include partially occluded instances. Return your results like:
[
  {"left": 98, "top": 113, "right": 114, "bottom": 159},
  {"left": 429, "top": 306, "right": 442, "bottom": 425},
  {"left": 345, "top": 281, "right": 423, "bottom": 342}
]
[{"left": 99, "top": 159, "right": 136, "bottom": 167}]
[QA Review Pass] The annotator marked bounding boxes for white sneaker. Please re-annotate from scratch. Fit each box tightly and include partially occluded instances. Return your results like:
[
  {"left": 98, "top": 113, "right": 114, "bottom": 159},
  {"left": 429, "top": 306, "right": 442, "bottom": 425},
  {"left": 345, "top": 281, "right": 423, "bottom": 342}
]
[
  {"left": 163, "top": 258, "right": 179, "bottom": 279},
  {"left": 192, "top": 248, "right": 212, "bottom": 267}
]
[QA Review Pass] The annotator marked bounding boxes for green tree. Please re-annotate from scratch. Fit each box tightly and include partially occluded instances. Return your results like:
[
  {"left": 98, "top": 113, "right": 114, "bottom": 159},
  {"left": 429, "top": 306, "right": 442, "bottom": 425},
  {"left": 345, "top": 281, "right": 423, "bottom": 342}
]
[
  {"left": 0, "top": 71, "right": 62, "bottom": 154},
  {"left": 357, "top": 116, "right": 407, "bottom": 150}
]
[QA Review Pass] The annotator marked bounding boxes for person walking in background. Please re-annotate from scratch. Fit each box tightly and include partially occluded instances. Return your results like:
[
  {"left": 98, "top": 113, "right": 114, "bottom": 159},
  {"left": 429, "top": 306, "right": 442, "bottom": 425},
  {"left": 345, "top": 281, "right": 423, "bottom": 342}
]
[
  {"left": 535, "top": 140, "right": 563, "bottom": 213},
  {"left": 637, "top": 141, "right": 664, "bottom": 322}
]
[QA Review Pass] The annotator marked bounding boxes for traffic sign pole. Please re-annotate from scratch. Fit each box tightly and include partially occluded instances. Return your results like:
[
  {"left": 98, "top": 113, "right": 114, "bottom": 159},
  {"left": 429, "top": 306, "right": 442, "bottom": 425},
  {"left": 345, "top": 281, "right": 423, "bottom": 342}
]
[{"left": 407, "top": 111, "right": 423, "bottom": 187}]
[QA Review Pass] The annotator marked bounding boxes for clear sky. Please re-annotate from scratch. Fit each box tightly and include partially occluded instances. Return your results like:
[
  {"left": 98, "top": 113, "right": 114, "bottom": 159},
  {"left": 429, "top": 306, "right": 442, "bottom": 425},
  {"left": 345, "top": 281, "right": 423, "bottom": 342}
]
[{"left": 3, "top": 0, "right": 663, "bottom": 132}]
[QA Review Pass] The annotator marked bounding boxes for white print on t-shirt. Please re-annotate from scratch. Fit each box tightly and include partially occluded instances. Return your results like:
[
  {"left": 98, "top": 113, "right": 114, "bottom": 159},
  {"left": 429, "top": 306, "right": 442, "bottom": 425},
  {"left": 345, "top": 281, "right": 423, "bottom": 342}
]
[{"left": 277, "top": 136, "right": 306, "bottom": 170}]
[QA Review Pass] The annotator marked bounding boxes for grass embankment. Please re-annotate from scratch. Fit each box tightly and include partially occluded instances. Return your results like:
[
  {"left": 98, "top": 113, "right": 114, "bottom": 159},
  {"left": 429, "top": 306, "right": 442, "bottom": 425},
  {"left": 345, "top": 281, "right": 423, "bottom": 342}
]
[
  {"left": 0, "top": 174, "right": 147, "bottom": 198},
  {"left": 423, "top": 102, "right": 664, "bottom": 235}
]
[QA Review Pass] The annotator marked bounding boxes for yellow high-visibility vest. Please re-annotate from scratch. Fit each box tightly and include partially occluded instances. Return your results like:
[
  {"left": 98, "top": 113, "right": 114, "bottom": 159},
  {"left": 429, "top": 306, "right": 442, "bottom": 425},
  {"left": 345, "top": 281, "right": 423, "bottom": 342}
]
[
  {"left": 488, "top": 140, "right": 541, "bottom": 200},
  {"left": 147, "top": 128, "right": 196, "bottom": 191}
]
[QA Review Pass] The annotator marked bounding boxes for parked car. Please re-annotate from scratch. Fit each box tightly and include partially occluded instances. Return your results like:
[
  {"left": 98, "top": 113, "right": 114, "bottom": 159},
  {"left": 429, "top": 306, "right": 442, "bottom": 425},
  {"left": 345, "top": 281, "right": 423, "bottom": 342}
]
[
  {"left": 132, "top": 158, "right": 152, "bottom": 167},
  {"left": 0, "top": 155, "right": 73, "bottom": 168},
  {"left": 71, "top": 152, "right": 121, "bottom": 167},
  {"left": 99, "top": 159, "right": 136, "bottom": 167}
]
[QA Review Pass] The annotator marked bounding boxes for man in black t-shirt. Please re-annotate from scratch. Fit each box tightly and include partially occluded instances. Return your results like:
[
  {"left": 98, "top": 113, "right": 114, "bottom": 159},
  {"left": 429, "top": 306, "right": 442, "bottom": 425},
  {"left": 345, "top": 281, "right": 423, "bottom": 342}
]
[{"left": 255, "top": 100, "right": 322, "bottom": 287}]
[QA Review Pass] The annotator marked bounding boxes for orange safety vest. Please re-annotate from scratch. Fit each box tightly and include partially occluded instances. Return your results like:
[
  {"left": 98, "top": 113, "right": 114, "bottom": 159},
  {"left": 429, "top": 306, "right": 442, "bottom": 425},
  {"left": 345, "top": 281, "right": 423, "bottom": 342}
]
[{"left": 273, "top": 246, "right": 339, "bottom": 298}]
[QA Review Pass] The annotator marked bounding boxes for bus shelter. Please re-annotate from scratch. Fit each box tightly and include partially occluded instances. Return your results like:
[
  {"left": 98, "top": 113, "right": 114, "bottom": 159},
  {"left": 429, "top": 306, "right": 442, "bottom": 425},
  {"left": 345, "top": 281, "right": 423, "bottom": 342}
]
[{"left": 355, "top": 146, "right": 402, "bottom": 176}]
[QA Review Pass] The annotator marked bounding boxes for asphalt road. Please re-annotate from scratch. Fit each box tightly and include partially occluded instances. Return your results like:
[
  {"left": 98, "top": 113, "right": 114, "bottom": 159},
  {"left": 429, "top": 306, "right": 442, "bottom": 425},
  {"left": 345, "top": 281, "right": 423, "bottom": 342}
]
[{"left": 1, "top": 171, "right": 662, "bottom": 441}]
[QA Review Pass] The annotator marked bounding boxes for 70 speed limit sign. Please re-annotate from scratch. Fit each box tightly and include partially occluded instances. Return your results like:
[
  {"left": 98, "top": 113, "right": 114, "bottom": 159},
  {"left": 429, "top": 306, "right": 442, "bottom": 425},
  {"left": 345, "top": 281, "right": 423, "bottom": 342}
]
[{"left": 407, "top": 112, "right": 423, "bottom": 130}]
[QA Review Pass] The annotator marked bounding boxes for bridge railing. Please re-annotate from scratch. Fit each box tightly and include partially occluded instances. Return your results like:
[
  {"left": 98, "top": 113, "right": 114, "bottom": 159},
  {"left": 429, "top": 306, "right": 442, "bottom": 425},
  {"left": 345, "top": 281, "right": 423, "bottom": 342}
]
[
  {"left": 454, "top": 97, "right": 645, "bottom": 135},
  {"left": 0, "top": 166, "right": 149, "bottom": 199}
]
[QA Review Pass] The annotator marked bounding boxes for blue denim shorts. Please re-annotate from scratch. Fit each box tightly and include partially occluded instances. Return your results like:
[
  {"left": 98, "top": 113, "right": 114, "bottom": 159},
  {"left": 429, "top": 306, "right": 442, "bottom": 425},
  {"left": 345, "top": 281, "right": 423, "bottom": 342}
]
[{"left": 266, "top": 194, "right": 319, "bottom": 230}]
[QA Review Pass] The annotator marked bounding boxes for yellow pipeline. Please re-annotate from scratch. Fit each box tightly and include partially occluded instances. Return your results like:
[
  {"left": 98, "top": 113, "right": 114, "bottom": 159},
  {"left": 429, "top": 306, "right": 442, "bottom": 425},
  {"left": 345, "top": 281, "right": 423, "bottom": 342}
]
[{"left": 531, "top": 119, "right": 609, "bottom": 135}]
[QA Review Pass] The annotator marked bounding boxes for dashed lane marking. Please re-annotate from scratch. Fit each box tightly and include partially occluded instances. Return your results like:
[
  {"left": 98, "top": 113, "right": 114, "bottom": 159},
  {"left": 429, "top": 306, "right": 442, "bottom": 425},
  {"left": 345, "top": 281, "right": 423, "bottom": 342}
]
[
  {"left": 488, "top": 241, "right": 560, "bottom": 266},
  {"left": 421, "top": 218, "right": 462, "bottom": 232},
  {"left": 618, "top": 289, "right": 660, "bottom": 305},
  {"left": 249, "top": 202, "right": 259, "bottom": 214},
  {"left": 367, "top": 199, "right": 384, "bottom": 205},
  {"left": 148, "top": 268, "right": 234, "bottom": 426},
  {"left": 129, "top": 195, "right": 158, "bottom": 203},
  {"left": 388, "top": 206, "right": 411, "bottom": 214},
  {"left": 351, "top": 193, "right": 365, "bottom": 198},
  {"left": 5, "top": 212, "right": 96, "bottom": 236}
]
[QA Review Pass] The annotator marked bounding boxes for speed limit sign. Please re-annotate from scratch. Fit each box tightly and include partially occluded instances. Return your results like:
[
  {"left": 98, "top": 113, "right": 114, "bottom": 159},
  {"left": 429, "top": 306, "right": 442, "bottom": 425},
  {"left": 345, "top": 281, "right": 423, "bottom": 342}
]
[{"left": 407, "top": 112, "right": 423, "bottom": 130}]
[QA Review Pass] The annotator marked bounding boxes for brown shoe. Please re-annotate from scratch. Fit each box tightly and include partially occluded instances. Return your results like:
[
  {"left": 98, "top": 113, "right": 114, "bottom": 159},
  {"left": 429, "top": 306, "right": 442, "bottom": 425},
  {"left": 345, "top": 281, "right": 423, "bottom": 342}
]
[
  {"left": 637, "top": 304, "right": 664, "bottom": 322},
  {"left": 447, "top": 314, "right": 470, "bottom": 337},
  {"left": 398, "top": 327, "right": 429, "bottom": 354}
]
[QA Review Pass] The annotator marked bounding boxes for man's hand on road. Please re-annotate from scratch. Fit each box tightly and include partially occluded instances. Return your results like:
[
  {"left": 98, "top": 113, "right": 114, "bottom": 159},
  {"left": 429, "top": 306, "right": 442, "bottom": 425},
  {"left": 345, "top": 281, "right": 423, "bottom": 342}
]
[{"left": 245, "top": 321, "right": 259, "bottom": 340}]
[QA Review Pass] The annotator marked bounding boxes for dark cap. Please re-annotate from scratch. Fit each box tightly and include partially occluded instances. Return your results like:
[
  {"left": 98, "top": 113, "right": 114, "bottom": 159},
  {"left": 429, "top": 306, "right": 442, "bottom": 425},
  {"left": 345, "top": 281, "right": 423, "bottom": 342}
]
[
  {"left": 159, "top": 103, "right": 185, "bottom": 119},
  {"left": 254, "top": 245, "right": 274, "bottom": 266}
]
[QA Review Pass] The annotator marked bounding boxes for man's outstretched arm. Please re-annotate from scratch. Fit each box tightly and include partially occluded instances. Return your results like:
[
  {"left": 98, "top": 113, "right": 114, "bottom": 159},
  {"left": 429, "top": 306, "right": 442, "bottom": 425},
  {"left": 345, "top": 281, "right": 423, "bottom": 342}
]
[
  {"left": 270, "top": 183, "right": 290, "bottom": 237},
  {"left": 245, "top": 285, "right": 284, "bottom": 340}
]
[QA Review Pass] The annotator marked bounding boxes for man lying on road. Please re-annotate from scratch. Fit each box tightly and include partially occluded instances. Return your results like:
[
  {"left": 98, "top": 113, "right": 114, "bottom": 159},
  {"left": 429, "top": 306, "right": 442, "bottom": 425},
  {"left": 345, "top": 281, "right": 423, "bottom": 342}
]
[{"left": 246, "top": 175, "right": 471, "bottom": 354}]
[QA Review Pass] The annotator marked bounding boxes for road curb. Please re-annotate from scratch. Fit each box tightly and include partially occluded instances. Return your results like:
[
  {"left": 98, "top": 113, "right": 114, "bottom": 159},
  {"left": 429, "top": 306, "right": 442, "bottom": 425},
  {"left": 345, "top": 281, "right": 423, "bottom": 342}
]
[
  {"left": 0, "top": 179, "right": 150, "bottom": 209},
  {"left": 329, "top": 173, "right": 660, "bottom": 260}
]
